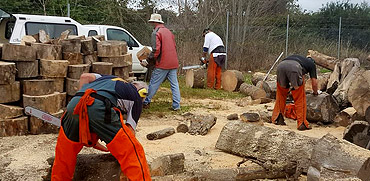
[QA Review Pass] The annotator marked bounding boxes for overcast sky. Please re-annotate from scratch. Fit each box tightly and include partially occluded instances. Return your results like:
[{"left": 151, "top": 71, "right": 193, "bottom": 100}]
[{"left": 297, "top": 0, "right": 369, "bottom": 12}]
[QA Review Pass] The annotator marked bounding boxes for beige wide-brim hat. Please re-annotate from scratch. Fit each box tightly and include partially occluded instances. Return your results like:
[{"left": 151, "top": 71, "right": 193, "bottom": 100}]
[{"left": 148, "top": 13, "right": 164, "bottom": 24}]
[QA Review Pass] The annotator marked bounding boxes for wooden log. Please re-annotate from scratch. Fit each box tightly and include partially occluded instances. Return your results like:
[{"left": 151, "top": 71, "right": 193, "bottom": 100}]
[
  {"left": 22, "top": 79, "right": 55, "bottom": 96},
  {"left": 188, "top": 114, "right": 217, "bottom": 136},
  {"left": 306, "top": 93, "right": 340, "bottom": 124},
  {"left": 0, "top": 104, "right": 23, "bottom": 119},
  {"left": 0, "top": 61, "right": 16, "bottom": 84},
  {"left": 68, "top": 64, "right": 90, "bottom": 79},
  {"left": 2, "top": 44, "right": 36, "bottom": 61},
  {"left": 42, "top": 77, "right": 65, "bottom": 92},
  {"left": 307, "top": 50, "right": 339, "bottom": 70},
  {"left": 136, "top": 46, "right": 151, "bottom": 61},
  {"left": 150, "top": 153, "right": 185, "bottom": 176},
  {"left": 327, "top": 63, "right": 340, "bottom": 90},
  {"left": 86, "top": 35, "right": 105, "bottom": 51},
  {"left": 83, "top": 52, "right": 98, "bottom": 65},
  {"left": 81, "top": 39, "right": 95, "bottom": 55},
  {"left": 97, "top": 40, "right": 127, "bottom": 57},
  {"left": 333, "top": 107, "right": 356, "bottom": 127},
  {"left": 0, "top": 82, "right": 20, "bottom": 103},
  {"left": 343, "top": 121, "right": 370, "bottom": 149},
  {"left": 40, "top": 59, "right": 69, "bottom": 77},
  {"left": 240, "top": 113, "right": 260, "bottom": 122},
  {"left": 251, "top": 72, "right": 276, "bottom": 85},
  {"left": 305, "top": 73, "right": 330, "bottom": 92},
  {"left": 0, "top": 43, "right": 2, "bottom": 59},
  {"left": 333, "top": 58, "right": 361, "bottom": 107},
  {"left": 31, "top": 43, "right": 62, "bottom": 60},
  {"left": 63, "top": 52, "right": 83, "bottom": 65},
  {"left": 92, "top": 62, "right": 113, "bottom": 75},
  {"left": 308, "top": 133, "right": 370, "bottom": 180},
  {"left": 15, "top": 60, "right": 39, "bottom": 78},
  {"left": 66, "top": 78, "right": 80, "bottom": 96},
  {"left": 61, "top": 38, "right": 81, "bottom": 53},
  {"left": 366, "top": 107, "right": 370, "bottom": 124},
  {"left": 239, "top": 83, "right": 266, "bottom": 100},
  {"left": 221, "top": 70, "right": 244, "bottom": 92},
  {"left": 256, "top": 80, "right": 276, "bottom": 99},
  {"left": 20, "top": 35, "right": 36, "bottom": 46},
  {"left": 215, "top": 121, "right": 316, "bottom": 172},
  {"left": 146, "top": 127, "right": 176, "bottom": 140},
  {"left": 0, "top": 116, "right": 28, "bottom": 137},
  {"left": 29, "top": 109, "right": 62, "bottom": 135},
  {"left": 39, "top": 29, "right": 50, "bottom": 43},
  {"left": 23, "top": 92, "right": 64, "bottom": 114},
  {"left": 100, "top": 53, "right": 132, "bottom": 67},
  {"left": 176, "top": 122, "right": 189, "bottom": 133},
  {"left": 185, "top": 68, "right": 206, "bottom": 88},
  {"left": 45, "top": 154, "right": 121, "bottom": 181},
  {"left": 112, "top": 66, "right": 130, "bottom": 80},
  {"left": 348, "top": 70, "right": 370, "bottom": 117}
]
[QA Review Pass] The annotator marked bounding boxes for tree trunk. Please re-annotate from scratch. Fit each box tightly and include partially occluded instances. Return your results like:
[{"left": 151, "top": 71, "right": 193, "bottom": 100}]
[
  {"left": 308, "top": 133, "right": 370, "bottom": 181},
  {"left": 348, "top": 70, "right": 370, "bottom": 117},
  {"left": 221, "top": 70, "right": 244, "bottom": 92},
  {"left": 188, "top": 114, "right": 217, "bottom": 136},
  {"left": 216, "top": 121, "right": 316, "bottom": 173},
  {"left": 146, "top": 128, "right": 176, "bottom": 140},
  {"left": 307, "top": 50, "right": 339, "bottom": 70},
  {"left": 185, "top": 68, "right": 206, "bottom": 88},
  {"left": 306, "top": 93, "right": 340, "bottom": 124},
  {"left": 239, "top": 83, "right": 266, "bottom": 100}
]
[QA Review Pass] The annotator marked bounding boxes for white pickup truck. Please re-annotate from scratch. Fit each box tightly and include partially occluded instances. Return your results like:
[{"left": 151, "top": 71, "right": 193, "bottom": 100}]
[{"left": 0, "top": 8, "right": 148, "bottom": 75}]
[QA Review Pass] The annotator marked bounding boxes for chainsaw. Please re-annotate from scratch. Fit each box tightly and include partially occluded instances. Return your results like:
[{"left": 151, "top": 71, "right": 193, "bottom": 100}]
[
  {"left": 182, "top": 57, "right": 208, "bottom": 70},
  {"left": 25, "top": 106, "right": 61, "bottom": 127}
]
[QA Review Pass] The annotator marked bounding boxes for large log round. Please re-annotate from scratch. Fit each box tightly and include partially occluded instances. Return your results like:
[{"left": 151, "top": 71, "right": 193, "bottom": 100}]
[
  {"left": 306, "top": 93, "right": 340, "bottom": 124},
  {"left": 221, "top": 70, "right": 244, "bottom": 92},
  {"left": 307, "top": 50, "right": 339, "bottom": 70},
  {"left": 348, "top": 70, "right": 370, "bottom": 117},
  {"left": 185, "top": 68, "right": 206, "bottom": 88},
  {"left": 239, "top": 83, "right": 266, "bottom": 100},
  {"left": 97, "top": 41, "right": 127, "bottom": 57}
]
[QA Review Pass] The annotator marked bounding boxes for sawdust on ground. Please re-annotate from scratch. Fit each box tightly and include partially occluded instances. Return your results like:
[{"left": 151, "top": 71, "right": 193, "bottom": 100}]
[{"left": 0, "top": 95, "right": 346, "bottom": 180}]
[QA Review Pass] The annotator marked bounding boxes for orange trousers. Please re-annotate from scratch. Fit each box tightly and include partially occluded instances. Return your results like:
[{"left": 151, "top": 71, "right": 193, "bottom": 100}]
[
  {"left": 271, "top": 82, "right": 309, "bottom": 128},
  {"left": 207, "top": 54, "right": 222, "bottom": 89}
]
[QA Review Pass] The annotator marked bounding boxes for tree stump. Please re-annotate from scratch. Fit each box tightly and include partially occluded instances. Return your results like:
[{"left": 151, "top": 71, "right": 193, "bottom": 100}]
[
  {"left": 343, "top": 121, "right": 370, "bottom": 149},
  {"left": 215, "top": 121, "right": 316, "bottom": 172},
  {"left": 97, "top": 40, "right": 127, "bottom": 57},
  {"left": 92, "top": 62, "right": 113, "bottom": 75},
  {"left": 239, "top": 83, "right": 266, "bottom": 100},
  {"left": 221, "top": 70, "right": 244, "bottom": 92},
  {"left": 146, "top": 127, "right": 176, "bottom": 140},
  {"left": 185, "top": 68, "right": 206, "bottom": 88},
  {"left": 188, "top": 114, "right": 217, "bottom": 135},
  {"left": 307, "top": 50, "right": 339, "bottom": 70},
  {"left": 68, "top": 64, "right": 90, "bottom": 79},
  {"left": 308, "top": 134, "right": 370, "bottom": 180},
  {"left": 348, "top": 70, "right": 370, "bottom": 117},
  {"left": 306, "top": 93, "right": 340, "bottom": 124}
]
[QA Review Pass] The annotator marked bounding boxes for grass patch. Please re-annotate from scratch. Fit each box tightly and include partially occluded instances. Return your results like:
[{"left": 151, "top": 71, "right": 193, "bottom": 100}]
[
  {"left": 319, "top": 68, "right": 332, "bottom": 73},
  {"left": 141, "top": 75, "right": 244, "bottom": 116}
]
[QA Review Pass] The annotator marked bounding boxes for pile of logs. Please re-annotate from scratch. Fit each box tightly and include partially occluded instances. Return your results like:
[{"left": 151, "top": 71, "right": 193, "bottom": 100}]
[{"left": 0, "top": 30, "right": 134, "bottom": 137}]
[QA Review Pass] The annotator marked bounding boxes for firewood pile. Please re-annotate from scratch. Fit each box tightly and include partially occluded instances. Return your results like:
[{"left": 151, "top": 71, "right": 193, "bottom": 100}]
[{"left": 0, "top": 30, "right": 134, "bottom": 137}]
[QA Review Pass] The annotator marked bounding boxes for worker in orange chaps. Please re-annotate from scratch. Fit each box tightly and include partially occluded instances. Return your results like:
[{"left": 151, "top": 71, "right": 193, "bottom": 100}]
[
  {"left": 271, "top": 55, "right": 319, "bottom": 131},
  {"left": 51, "top": 73, "right": 151, "bottom": 181}
]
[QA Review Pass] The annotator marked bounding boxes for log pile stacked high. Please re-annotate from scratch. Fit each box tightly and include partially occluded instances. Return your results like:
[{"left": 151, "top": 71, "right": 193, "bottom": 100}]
[{"left": 0, "top": 31, "right": 134, "bottom": 137}]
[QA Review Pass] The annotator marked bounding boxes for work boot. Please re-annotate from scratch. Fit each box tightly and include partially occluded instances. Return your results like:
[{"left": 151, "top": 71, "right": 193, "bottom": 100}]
[
  {"left": 297, "top": 123, "right": 312, "bottom": 131},
  {"left": 274, "top": 113, "right": 286, "bottom": 125}
]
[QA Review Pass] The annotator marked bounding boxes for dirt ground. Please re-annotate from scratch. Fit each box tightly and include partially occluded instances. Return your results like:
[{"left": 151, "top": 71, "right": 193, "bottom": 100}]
[{"left": 0, "top": 94, "right": 346, "bottom": 181}]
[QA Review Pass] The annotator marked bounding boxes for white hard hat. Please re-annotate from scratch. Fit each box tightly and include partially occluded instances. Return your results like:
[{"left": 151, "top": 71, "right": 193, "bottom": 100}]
[{"left": 148, "top": 13, "right": 164, "bottom": 24}]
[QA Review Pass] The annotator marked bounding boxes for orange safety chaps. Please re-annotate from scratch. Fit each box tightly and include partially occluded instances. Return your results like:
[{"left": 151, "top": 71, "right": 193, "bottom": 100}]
[{"left": 207, "top": 54, "right": 222, "bottom": 89}]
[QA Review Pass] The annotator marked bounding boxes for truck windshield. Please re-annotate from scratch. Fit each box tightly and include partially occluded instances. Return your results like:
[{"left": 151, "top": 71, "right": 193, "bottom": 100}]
[
  {"left": 107, "top": 28, "right": 139, "bottom": 47},
  {"left": 25, "top": 22, "right": 77, "bottom": 39}
]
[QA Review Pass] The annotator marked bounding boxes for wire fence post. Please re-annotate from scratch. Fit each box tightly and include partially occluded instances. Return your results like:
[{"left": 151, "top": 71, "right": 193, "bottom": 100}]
[
  {"left": 225, "top": 11, "right": 229, "bottom": 70},
  {"left": 285, "top": 14, "right": 289, "bottom": 57},
  {"left": 67, "top": 0, "right": 70, "bottom": 17},
  {"left": 337, "top": 17, "right": 342, "bottom": 59}
]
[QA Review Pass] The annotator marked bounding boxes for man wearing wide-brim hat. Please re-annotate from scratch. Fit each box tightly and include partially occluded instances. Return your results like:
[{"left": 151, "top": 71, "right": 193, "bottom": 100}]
[{"left": 143, "top": 13, "right": 181, "bottom": 111}]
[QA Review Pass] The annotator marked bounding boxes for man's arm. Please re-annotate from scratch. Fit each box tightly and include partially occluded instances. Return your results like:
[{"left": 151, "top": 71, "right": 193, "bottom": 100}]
[
  {"left": 311, "top": 78, "right": 319, "bottom": 95},
  {"left": 79, "top": 73, "right": 97, "bottom": 89}
]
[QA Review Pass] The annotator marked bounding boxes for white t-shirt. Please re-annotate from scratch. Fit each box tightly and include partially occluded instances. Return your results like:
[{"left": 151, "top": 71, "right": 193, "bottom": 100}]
[{"left": 203, "top": 32, "right": 224, "bottom": 55}]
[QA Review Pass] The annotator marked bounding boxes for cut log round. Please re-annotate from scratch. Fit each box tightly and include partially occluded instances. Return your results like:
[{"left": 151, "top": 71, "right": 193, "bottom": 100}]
[
  {"left": 256, "top": 80, "right": 276, "bottom": 99},
  {"left": 215, "top": 121, "right": 316, "bottom": 172},
  {"left": 185, "top": 68, "right": 206, "bottom": 88},
  {"left": 22, "top": 79, "right": 55, "bottom": 96},
  {"left": 61, "top": 38, "right": 81, "bottom": 53},
  {"left": 63, "top": 52, "right": 84, "bottom": 65},
  {"left": 136, "top": 46, "right": 151, "bottom": 61},
  {"left": 67, "top": 64, "right": 90, "bottom": 79},
  {"left": 100, "top": 53, "right": 132, "bottom": 68},
  {"left": 343, "top": 121, "right": 370, "bottom": 149},
  {"left": 20, "top": 35, "right": 36, "bottom": 46},
  {"left": 348, "top": 70, "right": 370, "bottom": 117},
  {"left": 227, "top": 113, "right": 238, "bottom": 120},
  {"left": 92, "top": 62, "right": 113, "bottom": 75},
  {"left": 83, "top": 52, "right": 98, "bottom": 65},
  {"left": 308, "top": 133, "right": 370, "bottom": 180},
  {"left": 307, "top": 50, "right": 339, "bottom": 70},
  {"left": 366, "top": 107, "right": 370, "bottom": 124},
  {"left": 112, "top": 66, "right": 130, "bottom": 80},
  {"left": 2, "top": 44, "right": 36, "bottom": 61},
  {"left": 239, "top": 83, "right": 266, "bottom": 100},
  {"left": 146, "top": 127, "right": 176, "bottom": 140},
  {"left": 176, "top": 122, "right": 189, "bottom": 133},
  {"left": 40, "top": 59, "right": 69, "bottom": 78},
  {"left": 188, "top": 114, "right": 217, "bottom": 135},
  {"left": 81, "top": 39, "right": 95, "bottom": 55},
  {"left": 221, "top": 70, "right": 244, "bottom": 92},
  {"left": 306, "top": 93, "right": 340, "bottom": 124},
  {"left": 31, "top": 43, "right": 62, "bottom": 60},
  {"left": 251, "top": 72, "right": 276, "bottom": 86},
  {"left": 0, "top": 61, "right": 16, "bottom": 84},
  {"left": 333, "top": 107, "right": 356, "bottom": 127},
  {"left": 66, "top": 78, "right": 80, "bottom": 96},
  {"left": 0, "top": 82, "right": 20, "bottom": 103},
  {"left": 97, "top": 40, "right": 127, "bottom": 57},
  {"left": 15, "top": 60, "right": 39, "bottom": 78}
]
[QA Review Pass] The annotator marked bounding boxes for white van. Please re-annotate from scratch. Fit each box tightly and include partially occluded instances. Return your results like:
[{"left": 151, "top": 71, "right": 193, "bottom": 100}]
[{"left": 0, "top": 9, "right": 148, "bottom": 75}]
